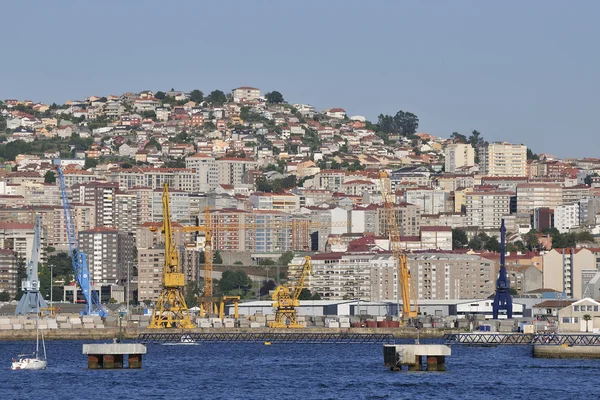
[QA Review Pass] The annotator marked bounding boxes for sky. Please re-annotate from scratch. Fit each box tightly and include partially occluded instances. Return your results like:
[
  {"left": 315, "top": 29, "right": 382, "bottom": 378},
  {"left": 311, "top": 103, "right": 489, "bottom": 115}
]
[{"left": 0, "top": 1, "right": 598, "bottom": 158}]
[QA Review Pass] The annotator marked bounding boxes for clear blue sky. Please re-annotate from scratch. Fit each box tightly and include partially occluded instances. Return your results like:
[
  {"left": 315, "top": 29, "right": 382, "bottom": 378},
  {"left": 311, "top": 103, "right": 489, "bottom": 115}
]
[{"left": 1, "top": 1, "right": 598, "bottom": 158}]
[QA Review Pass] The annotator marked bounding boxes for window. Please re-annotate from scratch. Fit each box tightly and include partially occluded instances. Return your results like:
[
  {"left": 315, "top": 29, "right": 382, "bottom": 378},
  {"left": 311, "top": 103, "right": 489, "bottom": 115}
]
[
  {"left": 588, "top": 305, "right": 593, "bottom": 312},
  {"left": 574, "top": 305, "right": 579, "bottom": 311},
  {"left": 562, "top": 317, "right": 570, "bottom": 324},
  {"left": 594, "top": 306, "right": 598, "bottom": 312},
  {"left": 574, "top": 317, "right": 579, "bottom": 323}
]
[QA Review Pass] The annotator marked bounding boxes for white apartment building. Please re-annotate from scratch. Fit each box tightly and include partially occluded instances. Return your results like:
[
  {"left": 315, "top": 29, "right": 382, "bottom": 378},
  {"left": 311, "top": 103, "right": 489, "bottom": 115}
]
[
  {"left": 543, "top": 248, "right": 595, "bottom": 299},
  {"left": 232, "top": 86, "right": 261, "bottom": 103},
  {"left": 151, "top": 189, "right": 191, "bottom": 224},
  {"left": 516, "top": 184, "right": 563, "bottom": 216},
  {"left": 444, "top": 143, "right": 475, "bottom": 173},
  {"left": 186, "top": 154, "right": 219, "bottom": 192},
  {"left": 405, "top": 188, "right": 448, "bottom": 215},
  {"left": 465, "top": 191, "right": 512, "bottom": 229},
  {"left": 554, "top": 203, "right": 580, "bottom": 233},
  {"left": 478, "top": 142, "right": 527, "bottom": 177}
]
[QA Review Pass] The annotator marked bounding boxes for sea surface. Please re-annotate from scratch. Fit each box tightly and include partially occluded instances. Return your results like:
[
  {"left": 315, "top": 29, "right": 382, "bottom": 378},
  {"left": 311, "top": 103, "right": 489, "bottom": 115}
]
[{"left": 1, "top": 339, "right": 598, "bottom": 399}]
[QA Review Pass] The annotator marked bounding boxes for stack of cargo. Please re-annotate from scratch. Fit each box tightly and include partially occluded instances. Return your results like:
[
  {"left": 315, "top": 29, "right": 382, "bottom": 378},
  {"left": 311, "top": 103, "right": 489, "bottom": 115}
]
[
  {"left": 339, "top": 317, "right": 350, "bottom": 328},
  {"left": 196, "top": 319, "right": 211, "bottom": 328},
  {"left": 223, "top": 318, "right": 235, "bottom": 328},
  {"left": 238, "top": 318, "right": 250, "bottom": 329},
  {"left": 497, "top": 320, "right": 514, "bottom": 332}
]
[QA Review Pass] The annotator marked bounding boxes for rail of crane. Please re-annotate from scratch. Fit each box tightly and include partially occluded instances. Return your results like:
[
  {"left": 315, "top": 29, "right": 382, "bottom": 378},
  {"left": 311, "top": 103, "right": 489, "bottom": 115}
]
[
  {"left": 445, "top": 333, "right": 600, "bottom": 346},
  {"left": 138, "top": 332, "right": 395, "bottom": 344}
]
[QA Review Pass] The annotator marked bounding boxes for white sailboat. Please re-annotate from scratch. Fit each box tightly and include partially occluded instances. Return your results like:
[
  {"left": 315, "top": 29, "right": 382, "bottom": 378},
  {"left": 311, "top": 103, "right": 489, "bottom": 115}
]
[{"left": 11, "top": 305, "right": 47, "bottom": 370}]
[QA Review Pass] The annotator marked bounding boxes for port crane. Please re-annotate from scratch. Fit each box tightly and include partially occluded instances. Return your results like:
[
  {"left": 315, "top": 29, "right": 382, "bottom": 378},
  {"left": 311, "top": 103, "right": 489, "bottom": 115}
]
[
  {"left": 56, "top": 166, "right": 107, "bottom": 316},
  {"left": 15, "top": 214, "right": 47, "bottom": 314},
  {"left": 379, "top": 170, "right": 417, "bottom": 320},
  {"left": 492, "top": 219, "right": 513, "bottom": 319},
  {"left": 148, "top": 183, "right": 195, "bottom": 328},
  {"left": 269, "top": 256, "right": 312, "bottom": 328}
]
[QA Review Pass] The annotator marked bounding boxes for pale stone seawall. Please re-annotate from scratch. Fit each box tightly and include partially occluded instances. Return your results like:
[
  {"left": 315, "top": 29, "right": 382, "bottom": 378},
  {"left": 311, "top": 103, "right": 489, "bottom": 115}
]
[{"left": 0, "top": 327, "right": 455, "bottom": 341}]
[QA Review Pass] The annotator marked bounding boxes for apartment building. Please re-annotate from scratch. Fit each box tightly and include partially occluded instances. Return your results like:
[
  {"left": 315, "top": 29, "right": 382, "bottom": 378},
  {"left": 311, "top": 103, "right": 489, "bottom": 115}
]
[
  {"left": 232, "top": 86, "right": 261, "bottom": 102},
  {"left": 444, "top": 143, "right": 475, "bottom": 173},
  {"left": 0, "top": 223, "right": 35, "bottom": 260},
  {"left": 249, "top": 192, "right": 299, "bottom": 213},
  {"left": 0, "top": 249, "right": 17, "bottom": 298},
  {"left": 105, "top": 168, "right": 198, "bottom": 192},
  {"left": 137, "top": 246, "right": 165, "bottom": 303},
  {"left": 302, "top": 205, "right": 348, "bottom": 251},
  {"left": 217, "top": 157, "right": 259, "bottom": 188},
  {"left": 349, "top": 204, "right": 379, "bottom": 234},
  {"left": 114, "top": 192, "right": 138, "bottom": 235},
  {"left": 185, "top": 154, "right": 219, "bottom": 192},
  {"left": 72, "top": 181, "right": 119, "bottom": 228},
  {"left": 516, "top": 184, "right": 563, "bottom": 216},
  {"left": 554, "top": 203, "right": 580, "bottom": 233},
  {"left": 405, "top": 188, "right": 448, "bottom": 215},
  {"left": 478, "top": 142, "right": 527, "bottom": 177},
  {"left": 151, "top": 189, "right": 191, "bottom": 224},
  {"left": 465, "top": 191, "right": 512, "bottom": 229},
  {"left": 543, "top": 248, "right": 596, "bottom": 299},
  {"left": 78, "top": 227, "right": 135, "bottom": 284},
  {"left": 375, "top": 203, "right": 421, "bottom": 237}
]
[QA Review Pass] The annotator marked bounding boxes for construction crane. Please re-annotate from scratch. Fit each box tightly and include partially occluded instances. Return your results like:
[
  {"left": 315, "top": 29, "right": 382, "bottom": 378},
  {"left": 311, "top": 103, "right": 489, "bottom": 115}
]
[
  {"left": 57, "top": 166, "right": 107, "bottom": 316},
  {"left": 379, "top": 170, "right": 417, "bottom": 321},
  {"left": 493, "top": 219, "right": 513, "bottom": 319},
  {"left": 269, "top": 256, "right": 312, "bottom": 328},
  {"left": 148, "top": 183, "right": 195, "bottom": 328},
  {"left": 15, "top": 214, "right": 47, "bottom": 315}
]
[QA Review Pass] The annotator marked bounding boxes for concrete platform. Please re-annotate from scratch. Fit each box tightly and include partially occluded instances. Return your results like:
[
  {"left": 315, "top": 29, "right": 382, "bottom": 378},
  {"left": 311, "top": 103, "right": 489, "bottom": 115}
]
[
  {"left": 533, "top": 345, "right": 600, "bottom": 358},
  {"left": 83, "top": 342, "right": 147, "bottom": 369},
  {"left": 384, "top": 344, "right": 451, "bottom": 371}
]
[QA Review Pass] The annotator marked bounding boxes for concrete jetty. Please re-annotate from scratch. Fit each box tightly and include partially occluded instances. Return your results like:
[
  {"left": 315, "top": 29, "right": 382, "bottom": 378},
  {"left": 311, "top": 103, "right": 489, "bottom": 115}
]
[
  {"left": 533, "top": 345, "right": 600, "bottom": 358},
  {"left": 384, "top": 344, "right": 451, "bottom": 371},
  {"left": 82, "top": 342, "right": 147, "bottom": 369}
]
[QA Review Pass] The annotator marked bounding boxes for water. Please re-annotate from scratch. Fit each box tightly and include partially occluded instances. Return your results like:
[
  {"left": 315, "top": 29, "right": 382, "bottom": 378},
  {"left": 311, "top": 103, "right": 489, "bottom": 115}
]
[{"left": 1, "top": 339, "right": 598, "bottom": 399}]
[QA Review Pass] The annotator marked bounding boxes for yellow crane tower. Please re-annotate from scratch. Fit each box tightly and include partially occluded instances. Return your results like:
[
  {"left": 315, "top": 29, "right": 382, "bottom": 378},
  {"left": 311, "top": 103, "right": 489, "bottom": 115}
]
[
  {"left": 269, "top": 256, "right": 312, "bottom": 328},
  {"left": 379, "top": 170, "right": 418, "bottom": 321},
  {"left": 148, "top": 183, "right": 195, "bottom": 329}
]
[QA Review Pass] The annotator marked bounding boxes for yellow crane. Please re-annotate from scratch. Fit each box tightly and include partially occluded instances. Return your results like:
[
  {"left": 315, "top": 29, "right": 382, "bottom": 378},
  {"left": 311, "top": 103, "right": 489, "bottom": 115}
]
[
  {"left": 379, "top": 170, "right": 418, "bottom": 320},
  {"left": 148, "top": 183, "right": 195, "bottom": 329},
  {"left": 269, "top": 256, "right": 312, "bottom": 328}
]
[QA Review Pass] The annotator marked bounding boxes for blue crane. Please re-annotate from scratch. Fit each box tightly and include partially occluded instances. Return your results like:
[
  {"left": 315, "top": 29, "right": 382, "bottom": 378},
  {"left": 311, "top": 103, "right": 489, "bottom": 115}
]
[
  {"left": 492, "top": 219, "right": 513, "bottom": 319},
  {"left": 15, "top": 214, "right": 48, "bottom": 314},
  {"left": 56, "top": 165, "right": 107, "bottom": 316}
]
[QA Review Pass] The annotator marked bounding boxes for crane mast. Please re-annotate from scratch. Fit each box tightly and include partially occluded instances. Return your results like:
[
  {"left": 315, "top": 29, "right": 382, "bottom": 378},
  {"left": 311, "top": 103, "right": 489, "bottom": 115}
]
[
  {"left": 56, "top": 166, "right": 106, "bottom": 316},
  {"left": 15, "top": 214, "right": 48, "bottom": 314},
  {"left": 148, "top": 183, "right": 194, "bottom": 328},
  {"left": 269, "top": 256, "right": 312, "bottom": 328},
  {"left": 379, "top": 170, "right": 417, "bottom": 320}
]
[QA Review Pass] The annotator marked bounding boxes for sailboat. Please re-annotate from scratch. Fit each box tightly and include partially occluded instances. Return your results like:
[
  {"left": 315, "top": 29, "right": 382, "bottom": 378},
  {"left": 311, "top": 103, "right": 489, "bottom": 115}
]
[{"left": 11, "top": 305, "right": 47, "bottom": 370}]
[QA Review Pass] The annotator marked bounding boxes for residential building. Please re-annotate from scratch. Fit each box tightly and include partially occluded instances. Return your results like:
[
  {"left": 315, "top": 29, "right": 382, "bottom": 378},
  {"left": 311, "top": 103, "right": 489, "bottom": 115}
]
[
  {"left": 444, "top": 143, "right": 475, "bottom": 173},
  {"left": 405, "top": 188, "right": 449, "bottom": 215},
  {"left": 151, "top": 189, "right": 191, "bottom": 223},
  {"left": 232, "top": 86, "right": 261, "bottom": 103},
  {"left": 249, "top": 192, "right": 299, "bottom": 213},
  {"left": 516, "top": 184, "right": 563, "bottom": 216},
  {"left": 137, "top": 247, "right": 165, "bottom": 303},
  {"left": 0, "top": 223, "right": 35, "bottom": 260},
  {"left": 558, "top": 298, "right": 600, "bottom": 332},
  {"left": 543, "top": 248, "right": 595, "bottom": 299},
  {"left": 0, "top": 249, "right": 17, "bottom": 298},
  {"left": 186, "top": 154, "right": 219, "bottom": 192},
  {"left": 216, "top": 157, "right": 259, "bottom": 188},
  {"left": 375, "top": 203, "right": 422, "bottom": 237},
  {"left": 554, "top": 203, "right": 580, "bottom": 233},
  {"left": 465, "top": 191, "right": 512, "bottom": 229},
  {"left": 114, "top": 192, "right": 138, "bottom": 235},
  {"left": 478, "top": 142, "right": 527, "bottom": 177},
  {"left": 78, "top": 228, "right": 135, "bottom": 284},
  {"left": 105, "top": 168, "right": 198, "bottom": 192},
  {"left": 72, "top": 181, "right": 119, "bottom": 228}
]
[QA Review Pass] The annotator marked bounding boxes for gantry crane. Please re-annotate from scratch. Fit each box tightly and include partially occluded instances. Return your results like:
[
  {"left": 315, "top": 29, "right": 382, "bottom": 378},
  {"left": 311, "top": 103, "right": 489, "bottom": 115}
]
[
  {"left": 148, "top": 183, "right": 195, "bottom": 328},
  {"left": 57, "top": 166, "right": 107, "bottom": 316},
  {"left": 379, "top": 170, "right": 417, "bottom": 320},
  {"left": 15, "top": 214, "right": 47, "bottom": 314},
  {"left": 269, "top": 256, "right": 312, "bottom": 328}
]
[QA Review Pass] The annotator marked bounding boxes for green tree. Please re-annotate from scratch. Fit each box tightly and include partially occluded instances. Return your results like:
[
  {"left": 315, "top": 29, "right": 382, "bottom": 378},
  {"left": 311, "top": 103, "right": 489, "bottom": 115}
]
[
  {"left": 15, "top": 257, "right": 26, "bottom": 299},
  {"left": 84, "top": 158, "right": 98, "bottom": 170},
  {"left": 524, "top": 230, "right": 540, "bottom": 250},
  {"left": 213, "top": 250, "right": 223, "bottom": 264},
  {"left": 452, "top": 228, "right": 469, "bottom": 250},
  {"left": 485, "top": 236, "right": 501, "bottom": 253},
  {"left": 218, "top": 270, "right": 252, "bottom": 294},
  {"left": 510, "top": 288, "right": 518, "bottom": 296},
  {"left": 44, "top": 170, "right": 56, "bottom": 183},
  {"left": 469, "top": 235, "right": 483, "bottom": 250},
  {"left": 259, "top": 280, "right": 277, "bottom": 297},
  {"left": 141, "top": 110, "right": 156, "bottom": 119},
  {"left": 204, "top": 121, "right": 216, "bottom": 132},
  {"left": 206, "top": 90, "right": 227, "bottom": 105},
  {"left": 190, "top": 89, "right": 204, "bottom": 103},
  {"left": 468, "top": 130, "right": 483, "bottom": 147},
  {"left": 265, "top": 91, "right": 285, "bottom": 104},
  {"left": 527, "top": 148, "right": 539, "bottom": 160},
  {"left": 185, "top": 280, "right": 201, "bottom": 307},
  {"left": 155, "top": 91, "right": 166, "bottom": 100},
  {"left": 278, "top": 251, "right": 294, "bottom": 266},
  {"left": 298, "top": 288, "right": 321, "bottom": 300},
  {"left": 0, "top": 292, "right": 10, "bottom": 301},
  {"left": 450, "top": 132, "right": 467, "bottom": 143}
]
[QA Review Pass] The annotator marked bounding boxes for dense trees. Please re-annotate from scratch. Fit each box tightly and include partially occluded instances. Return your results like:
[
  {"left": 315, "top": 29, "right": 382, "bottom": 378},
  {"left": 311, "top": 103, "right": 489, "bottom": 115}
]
[
  {"left": 452, "top": 228, "right": 469, "bottom": 250},
  {"left": 0, "top": 136, "right": 93, "bottom": 162},
  {"left": 218, "top": 270, "right": 252, "bottom": 294},
  {"left": 298, "top": 288, "right": 321, "bottom": 300},
  {"left": 256, "top": 175, "right": 296, "bottom": 193},
  {"left": 206, "top": 90, "right": 227, "bottom": 105},
  {"left": 377, "top": 110, "right": 419, "bottom": 136},
  {"left": 265, "top": 91, "right": 285, "bottom": 104},
  {"left": 44, "top": 170, "right": 56, "bottom": 183},
  {"left": 190, "top": 89, "right": 204, "bottom": 103}
]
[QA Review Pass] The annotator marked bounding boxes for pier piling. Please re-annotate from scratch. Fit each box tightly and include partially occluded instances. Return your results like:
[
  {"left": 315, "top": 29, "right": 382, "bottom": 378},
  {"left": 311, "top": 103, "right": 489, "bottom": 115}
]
[{"left": 83, "top": 342, "right": 147, "bottom": 369}]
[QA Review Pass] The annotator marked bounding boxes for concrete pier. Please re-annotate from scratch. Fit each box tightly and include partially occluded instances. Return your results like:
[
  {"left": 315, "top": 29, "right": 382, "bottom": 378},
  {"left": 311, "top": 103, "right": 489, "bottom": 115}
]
[
  {"left": 533, "top": 345, "right": 600, "bottom": 358},
  {"left": 82, "top": 342, "right": 147, "bottom": 369},
  {"left": 384, "top": 344, "right": 451, "bottom": 371}
]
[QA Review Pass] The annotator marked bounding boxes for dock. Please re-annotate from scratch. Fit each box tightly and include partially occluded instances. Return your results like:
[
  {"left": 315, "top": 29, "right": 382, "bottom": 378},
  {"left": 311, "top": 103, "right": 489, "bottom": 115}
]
[
  {"left": 383, "top": 344, "right": 451, "bottom": 371},
  {"left": 82, "top": 342, "right": 147, "bottom": 369},
  {"left": 445, "top": 333, "right": 600, "bottom": 346},
  {"left": 138, "top": 332, "right": 395, "bottom": 344}
]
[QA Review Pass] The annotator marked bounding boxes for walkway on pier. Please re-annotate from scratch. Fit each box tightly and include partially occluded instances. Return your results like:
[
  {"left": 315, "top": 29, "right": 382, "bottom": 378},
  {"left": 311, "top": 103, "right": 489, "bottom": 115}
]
[
  {"left": 445, "top": 333, "right": 600, "bottom": 346},
  {"left": 138, "top": 332, "right": 395, "bottom": 344}
]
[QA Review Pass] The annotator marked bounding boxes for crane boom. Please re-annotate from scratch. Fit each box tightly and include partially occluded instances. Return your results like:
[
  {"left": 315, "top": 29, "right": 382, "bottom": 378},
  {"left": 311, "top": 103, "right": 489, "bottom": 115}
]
[
  {"left": 148, "top": 183, "right": 194, "bottom": 328},
  {"left": 15, "top": 214, "right": 48, "bottom": 314},
  {"left": 56, "top": 166, "right": 106, "bottom": 316},
  {"left": 379, "top": 170, "right": 417, "bottom": 320}
]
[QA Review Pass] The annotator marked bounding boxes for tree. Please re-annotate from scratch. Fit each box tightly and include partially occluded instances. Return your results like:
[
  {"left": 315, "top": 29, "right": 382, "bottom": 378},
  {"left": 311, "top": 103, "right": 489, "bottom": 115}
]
[
  {"left": 185, "top": 280, "right": 201, "bottom": 307},
  {"left": 15, "top": 257, "right": 26, "bottom": 299},
  {"left": 206, "top": 90, "right": 227, "bottom": 105},
  {"left": 452, "top": 228, "right": 469, "bottom": 250},
  {"left": 468, "top": 235, "right": 483, "bottom": 250},
  {"left": 218, "top": 270, "right": 252, "bottom": 294},
  {"left": 578, "top": 231, "right": 595, "bottom": 242},
  {"left": 524, "top": 230, "right": 540, "bottom": 251},
  {"left": 278, "top": 251, "right": 294, "bottom": 266},
  {"left": 83, "top": 158, "right": 98, "bottom": 170},
  {"left": 259, "top": 280, "right": 277, "bottom": 297},
  {"left": 450, "top": 132, "right": 467, "bottom": 143},
  {"left": 213, "top": 250, "right": 223, "bottom": 265},
  {"left": 485, "top": 236, "right": 501, "bottom": 253},
  {"left": 190, "top": 89, "right": 204, "bottom": 103},
  {"left": 527, "top": 148, "right": 539, "bottom": 160},
  {"left": 298, "top": 288, "right": 321, "bottom": 300},
  {"left": 468, "top": 130, "right": 483, "bottom": 147},
  {"left": 155, "top": 91, "right": 166, "bottom": 100},
  {"left": 204, "top": 121, "right": 217, "bottom": 132},
  {"left": 584, "top": 173, "right": 598, "bottom": 186},
  {"left": 265, "top": 91, "right": 285, "bottom": 104},
  {"left": 510, "top": 288, "right": 518, "bottom": 296},
  {"left": 394, "top": 110, "right": 419, "bottom": 136},
  {"left": 141, "top": 110, "right": 156, "bottom": 119},
  {"left": 44, "top": 170, "right": 56, "bottom": 184},
  {"left": 584, "top": 314, "right": 592, "bottom": 332},
  {"left": 0, "top": 292, "right": 10, "bottom": 301}
]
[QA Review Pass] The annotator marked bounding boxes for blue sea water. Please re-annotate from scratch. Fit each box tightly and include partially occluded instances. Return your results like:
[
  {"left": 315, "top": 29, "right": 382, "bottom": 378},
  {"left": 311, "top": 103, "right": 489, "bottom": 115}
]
[{"left": 1, "top": 339, "right": 598, "bottom": 399}]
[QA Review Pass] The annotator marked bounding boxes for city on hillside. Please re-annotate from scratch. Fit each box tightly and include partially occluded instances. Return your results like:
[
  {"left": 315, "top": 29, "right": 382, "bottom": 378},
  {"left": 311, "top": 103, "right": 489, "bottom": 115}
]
[{"left": 0, "top": 86, "right": 599, "bottom": 329}]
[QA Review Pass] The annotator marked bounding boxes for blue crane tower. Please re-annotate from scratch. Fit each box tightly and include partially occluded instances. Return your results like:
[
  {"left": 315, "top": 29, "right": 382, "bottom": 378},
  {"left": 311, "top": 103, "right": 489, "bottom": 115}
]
[
  {"left": 492, "top": 219, "right": 513, "bottom": 319},
  {"left": 56, "top": 165, "right": 107, "bottom": 316},
  {"left": 15, "top": 214, "right": 48, "bottom": 314}
]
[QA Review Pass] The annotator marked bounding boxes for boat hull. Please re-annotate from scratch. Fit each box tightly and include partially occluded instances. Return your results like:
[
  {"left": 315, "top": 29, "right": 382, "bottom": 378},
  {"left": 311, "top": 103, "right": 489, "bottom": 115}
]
[{"left": 11, "top": 358, "right": 47, "bottom": 370}]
